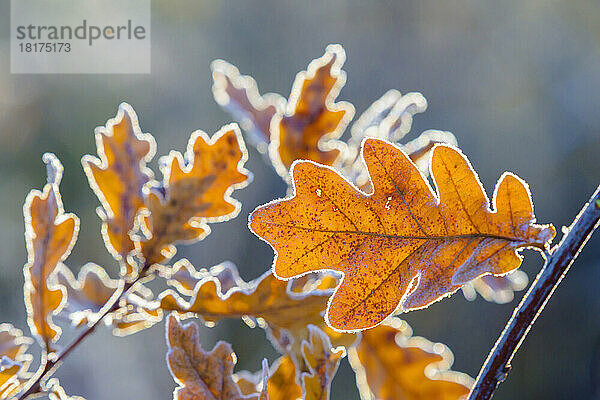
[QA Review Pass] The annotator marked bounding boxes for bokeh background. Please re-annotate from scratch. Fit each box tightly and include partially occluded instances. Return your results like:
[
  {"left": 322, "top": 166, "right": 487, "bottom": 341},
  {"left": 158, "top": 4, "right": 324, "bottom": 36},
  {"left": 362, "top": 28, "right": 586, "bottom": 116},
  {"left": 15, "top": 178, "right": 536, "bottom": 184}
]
[{"left": 1, "top": 1, "right": 600, "bottom": 399}]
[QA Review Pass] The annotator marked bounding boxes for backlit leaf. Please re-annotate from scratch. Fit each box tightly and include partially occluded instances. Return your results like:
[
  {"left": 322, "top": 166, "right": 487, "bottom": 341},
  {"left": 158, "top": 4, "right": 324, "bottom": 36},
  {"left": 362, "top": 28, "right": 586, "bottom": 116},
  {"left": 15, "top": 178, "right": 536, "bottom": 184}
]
[
  {"left": 267, "top": 355, "right": 302, "bottom": 400},
  {"left": 348, "top": 318, "right": 472, "bottom": 400},
  {"left": 250, "top": 138, "right": 556, "bottom": 330},
  {"left": 82, "top": 103, "right": 155, "bottom": 278},
  {"left": 23, "top": 154, "right": 79, "bottom": 348},
  {"left": 139, "top": 124, "right": 250, "bottom": 266},
  {"left": 269, "top": 45, "right": 354, "bottom": 179},
  {"left": 0, "top": 357, "right": 21, "bottom": 399},
  {"left": 54, "top": 263, "right": 162, "bottom": 335},
  {"left": 212, "top": 60, "right": 285, "bottom": 153},
  {"left": 165, "top": 314, "right": 260, "bottom": 400},
  {"left": 300, "top": 326, "right": 344, "bottom": 400}
]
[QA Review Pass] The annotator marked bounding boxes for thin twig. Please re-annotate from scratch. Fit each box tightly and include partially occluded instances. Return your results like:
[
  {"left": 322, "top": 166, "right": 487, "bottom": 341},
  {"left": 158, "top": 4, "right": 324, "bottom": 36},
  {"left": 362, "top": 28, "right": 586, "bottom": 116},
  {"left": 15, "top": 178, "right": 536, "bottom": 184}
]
[
  {"left": 16, "top": 265, "right": 150, "bottom": 400},
  {"left": 468, "top": 185, "right": 600, "bottom": 400}
]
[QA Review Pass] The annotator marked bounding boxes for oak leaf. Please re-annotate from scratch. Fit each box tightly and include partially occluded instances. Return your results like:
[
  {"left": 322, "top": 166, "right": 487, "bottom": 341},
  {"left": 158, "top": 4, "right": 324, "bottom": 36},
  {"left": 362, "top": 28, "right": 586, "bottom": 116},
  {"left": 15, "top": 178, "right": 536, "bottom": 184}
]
[
  {"left": 211, "top": 60, "right": 285, "bottom": 152},
  {"left": 153, "top": 262, "right": 354, "bottom": 367},
  {"left": 348, "top": 318, "right": 472, "bottom": 400},
  {"left": 82, "top": 103, "right": 155, "bottom": 277},
  {"left": 139, "top": 124, "right": 250, "bottom": 266},
  {"left": 165, "top": 314, "right": 261, "bottom": 400},
  {"left": 54, "top": 264, "right": 162, "bottom": 335},
  {"left": 23, "top": 154, "right": 79, "bottom": 348},
  {"left": 250, "top": 138, "right": 556, "bottom": 330},
  {"left": 269, "top": 45, "right": 354, "bottom": 179},
  {"left": 300, "top": 326, "right": 344, "bottom": 400}
]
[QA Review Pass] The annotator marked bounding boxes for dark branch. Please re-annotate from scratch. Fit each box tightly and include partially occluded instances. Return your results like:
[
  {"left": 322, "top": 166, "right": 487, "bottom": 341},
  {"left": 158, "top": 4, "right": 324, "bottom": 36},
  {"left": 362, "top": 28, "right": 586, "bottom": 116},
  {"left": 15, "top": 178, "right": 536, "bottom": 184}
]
[{"left": 468, "top": 184, "right": 600, "bottom": 399}]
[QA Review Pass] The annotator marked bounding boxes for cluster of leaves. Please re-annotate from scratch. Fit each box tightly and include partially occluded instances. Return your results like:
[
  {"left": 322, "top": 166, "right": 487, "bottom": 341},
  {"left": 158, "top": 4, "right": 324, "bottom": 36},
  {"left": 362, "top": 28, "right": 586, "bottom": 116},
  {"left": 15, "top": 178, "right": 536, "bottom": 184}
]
[{"left": 1, "top": 44, "right": 556, "bottom": 400}]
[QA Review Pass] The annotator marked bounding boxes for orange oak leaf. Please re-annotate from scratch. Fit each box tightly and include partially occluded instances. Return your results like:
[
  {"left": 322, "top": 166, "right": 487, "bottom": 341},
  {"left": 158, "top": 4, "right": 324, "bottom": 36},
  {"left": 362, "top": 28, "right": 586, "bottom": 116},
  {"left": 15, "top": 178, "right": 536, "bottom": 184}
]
[
  {"left": 249, "top": 138, "right": 556, "bottom": 331},
  {"left": 348, "top": 318, "right": 472, "bottom": 400},
  {"left": 152, "top": 262, "right": 355, "bottom": 367},
  {"left": 82, "top": 103, "right": 155, "bottom": 277},
  {"left": 212, "top": 60, "right": 285, "bottom": 153},
  {"left": 139, "top": 124, "right": 250, "bottom": 266},
  {"left": 300, "top": 326, "right": 345, "bottom": 400},
  {"left": 269, "top": 45, "right": 354, "bottom": 179},
  {"left": 165, "top": 314, "right": 262, "bottom": 400},
  {"left": 54, "top": 264, "right": 162, "bottom": 335},
  {"left": 0, "top": 324, "right": 33, "bottom": 399},
  {"left": 24, "top": 153, "right": 79, "bottom": 348}
]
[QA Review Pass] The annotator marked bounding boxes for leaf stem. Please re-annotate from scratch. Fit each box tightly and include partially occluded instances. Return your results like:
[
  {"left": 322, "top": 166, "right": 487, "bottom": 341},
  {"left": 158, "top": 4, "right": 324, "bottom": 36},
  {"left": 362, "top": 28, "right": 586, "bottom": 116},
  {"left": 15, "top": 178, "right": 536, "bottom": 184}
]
[
  {"left": 16, "top": 265, "right": 150, "bottom": 400},
  {"left": 468, "top": 184, "right": 600, "bottom": 400}
]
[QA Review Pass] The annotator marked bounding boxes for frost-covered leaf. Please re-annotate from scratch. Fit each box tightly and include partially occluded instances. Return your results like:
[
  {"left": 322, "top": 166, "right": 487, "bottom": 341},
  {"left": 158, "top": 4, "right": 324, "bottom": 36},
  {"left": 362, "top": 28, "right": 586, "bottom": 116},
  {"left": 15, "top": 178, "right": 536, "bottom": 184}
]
[
  {"left": 349, "top": 318, "right": 472, "bottom": 400},
  {"left": 82, "top": 103, "right": 155, "bottom": 278},
  {"left": 212, "top": 60, "right": 285, "bottom": 153},
  {"left": 165, "top": 315, "right": 261, "bottom": 400},
  {"left": 23, "top": 154, "right": 78, "bottom": 349},
  {"left": 54, "top": 264, "right": 162, "bottom": 335},
  {"left": 139, "top": 125, "right": 250, "bottom": 266},
  {"left": 250, "top": 138, "right": 555, "bottom": 330},
  {"left": 269, "top": 45, "right": 354, "bottom": 179}
]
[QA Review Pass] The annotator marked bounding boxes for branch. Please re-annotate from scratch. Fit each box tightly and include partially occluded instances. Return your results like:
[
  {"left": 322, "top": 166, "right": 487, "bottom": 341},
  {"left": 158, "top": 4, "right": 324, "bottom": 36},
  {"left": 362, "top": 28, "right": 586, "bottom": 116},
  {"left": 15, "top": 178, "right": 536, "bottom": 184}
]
[
  {"left": 16, "top": 265, "right": 151, "bottom": 400},
  {"left": 469, "top": 184, "right": 600, "bottom": 400}
]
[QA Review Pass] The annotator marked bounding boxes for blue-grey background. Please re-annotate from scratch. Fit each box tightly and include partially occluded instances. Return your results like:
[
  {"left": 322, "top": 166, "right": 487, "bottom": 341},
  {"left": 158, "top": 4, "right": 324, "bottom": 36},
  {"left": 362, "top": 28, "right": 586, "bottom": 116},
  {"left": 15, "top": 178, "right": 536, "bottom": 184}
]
[{"left": 0, "top": 1, "right": 599, "bottom": 399}]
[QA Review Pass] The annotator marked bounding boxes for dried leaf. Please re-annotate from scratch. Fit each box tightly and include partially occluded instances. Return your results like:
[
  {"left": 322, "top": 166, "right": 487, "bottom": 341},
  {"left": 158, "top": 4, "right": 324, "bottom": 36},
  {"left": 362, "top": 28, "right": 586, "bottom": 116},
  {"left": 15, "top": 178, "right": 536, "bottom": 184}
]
[
  {"left": 269, "top": 45, "right": 354, "bottom": 179},
  {"left": 82, "top": 103, "right": 155, "bottom": 278},
  {"left": 24, "top": 154, "right": 79, "bottom": 348},
  {"left": 212, "top": 60, "right": 285, "bottom": 152},
  {"left": 166, "top": 314, "right": 258, "bottom": 400},
  {"left": 300, "top": 326, "right": 344, "bottom": 400},
  {"left": 349, "top": 318, "right": 472, "bottom": 400},
  {"left": 139, "top": 124, "right": 250, "bottom": 266},
  {"left": 153, "top": 263, "right": 354, "bottom": 367},
  {"left": 250, "top": 138, "right": 556, "bottom": 330},
  {"left": 53, "top": 264, "right": 162, "bottom": 335}
]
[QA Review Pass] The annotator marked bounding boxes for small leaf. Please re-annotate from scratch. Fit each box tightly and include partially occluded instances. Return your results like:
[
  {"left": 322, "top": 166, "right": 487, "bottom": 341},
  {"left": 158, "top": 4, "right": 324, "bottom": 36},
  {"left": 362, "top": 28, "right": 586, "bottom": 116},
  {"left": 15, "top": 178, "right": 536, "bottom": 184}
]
[
  {"left": 82, "top": 103, "right": 155, "bottom": 278},
  {"left": 23, "top": 154, "right": 79, "bottom": 349},
  {"left": 270, "top": 44, "right": 355, "bottom": 179},
  {"left": 250, "top": 138, "right": 556, "bottom": 331},
  {"left": 53, "top": 264, "right": 162, "bottom": 335},
  {"left": 165, "top": 314, "right": 257, "bottom": 400},
  {"left": 300, "top": 326, "right": 344, "bottom": 400},
  {"left": 348, "top": 318, "right": 472, "bottom": 400},
  {"left": 212, "top": 60, "right": 285, "bottom": 152},
  {"left": 139, "top": 124, "right": 250, "bottom": 266}
]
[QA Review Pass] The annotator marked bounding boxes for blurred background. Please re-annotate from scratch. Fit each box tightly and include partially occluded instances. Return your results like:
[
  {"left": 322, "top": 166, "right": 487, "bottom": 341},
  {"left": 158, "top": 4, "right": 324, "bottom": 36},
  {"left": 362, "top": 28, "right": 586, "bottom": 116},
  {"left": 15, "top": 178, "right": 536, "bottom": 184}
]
[{"left": 1, "top": 1, "right": 599, "bottom": 398}]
